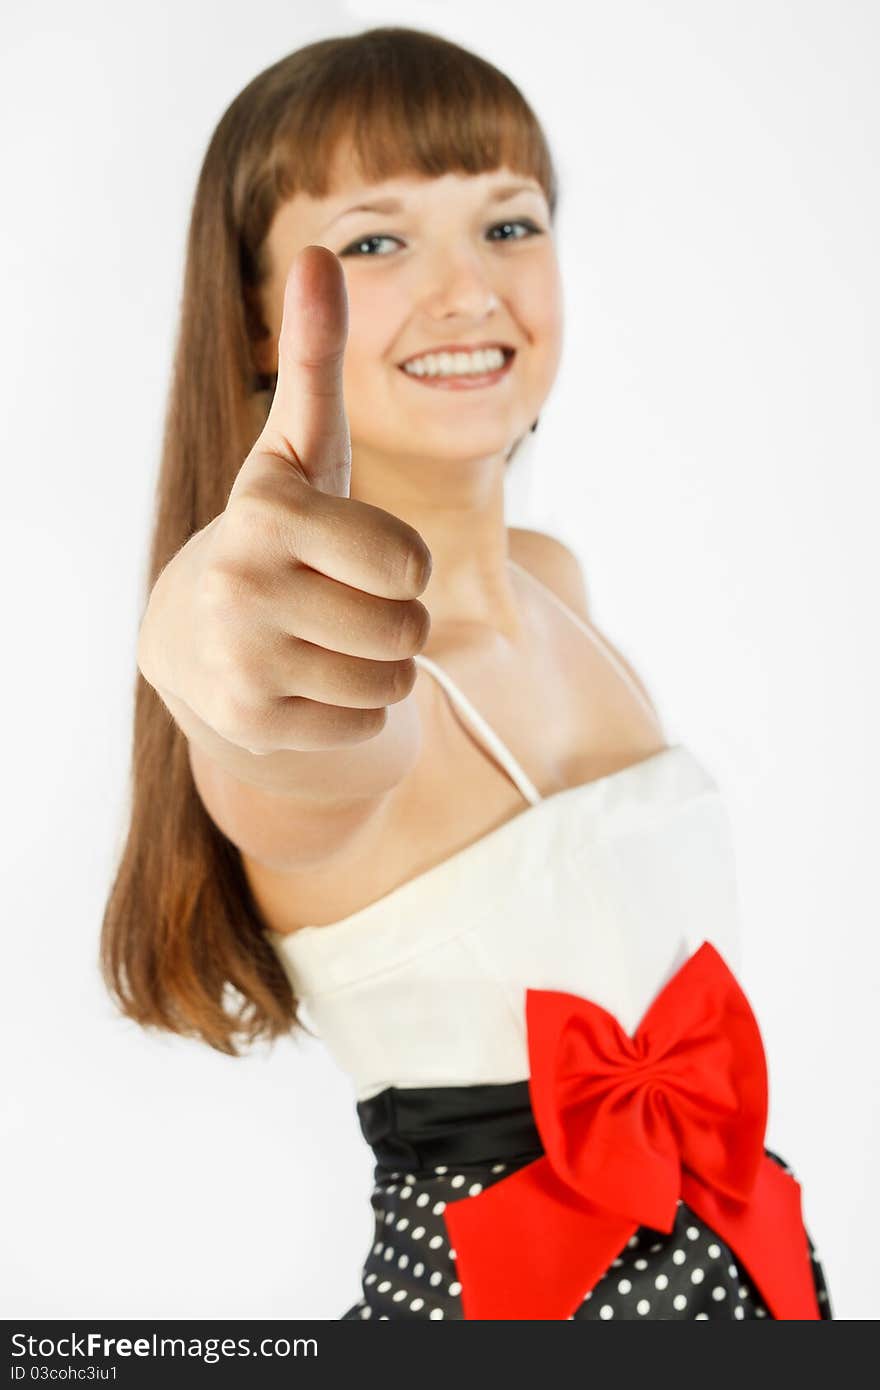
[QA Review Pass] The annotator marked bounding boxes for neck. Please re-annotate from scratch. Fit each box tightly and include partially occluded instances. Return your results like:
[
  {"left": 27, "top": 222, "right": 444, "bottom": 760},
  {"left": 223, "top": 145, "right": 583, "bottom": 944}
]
[{"left": 350, "top": 441, "right": 525, "bottom": 646}]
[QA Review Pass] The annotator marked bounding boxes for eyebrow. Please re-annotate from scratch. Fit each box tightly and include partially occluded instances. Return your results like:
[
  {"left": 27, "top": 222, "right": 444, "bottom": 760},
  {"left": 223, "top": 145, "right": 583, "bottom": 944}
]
[{"left": 324, "top": 182, "right": 543, "bottom": 228}]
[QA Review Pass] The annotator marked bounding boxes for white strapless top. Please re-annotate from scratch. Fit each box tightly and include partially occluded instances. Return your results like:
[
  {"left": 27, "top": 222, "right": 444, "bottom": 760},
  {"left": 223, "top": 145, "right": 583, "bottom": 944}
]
[{"left": 266, "top": 562, "right": 743, "bottom": 1102}]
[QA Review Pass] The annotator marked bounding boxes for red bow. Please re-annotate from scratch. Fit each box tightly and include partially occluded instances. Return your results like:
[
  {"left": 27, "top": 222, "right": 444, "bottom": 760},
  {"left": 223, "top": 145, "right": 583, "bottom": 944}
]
[{"left": 442, "top": 942, "right": 820, "bottom": 1320}]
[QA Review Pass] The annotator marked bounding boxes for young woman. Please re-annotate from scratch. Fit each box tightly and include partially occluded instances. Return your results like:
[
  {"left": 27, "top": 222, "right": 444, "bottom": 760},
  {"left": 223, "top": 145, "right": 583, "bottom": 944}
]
[{"left": 102, "top": 26, "right": 832, "bottom": 1320}]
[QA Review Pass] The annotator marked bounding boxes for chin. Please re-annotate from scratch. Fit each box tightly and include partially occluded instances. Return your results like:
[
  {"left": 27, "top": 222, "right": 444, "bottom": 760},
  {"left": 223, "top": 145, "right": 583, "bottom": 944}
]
[{"left": 377, "top": 423, "right": 529, "bottom": 463}]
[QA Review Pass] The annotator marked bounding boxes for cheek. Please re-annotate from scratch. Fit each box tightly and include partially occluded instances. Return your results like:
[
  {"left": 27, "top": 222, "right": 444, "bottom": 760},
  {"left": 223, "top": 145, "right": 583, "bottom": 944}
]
[
  {"left": 343, "top": 274, "right": 404, "bottom": 355},
  {"left": 540, "top": 295, "right": 565, "bottom": 382},
  {"left": 519, "top": 261, "right": 563, "bottom": 358},
  {"left": 339, "top": 272, "right": 414, "bottom": 419},
  {"left": 339, "top": 274, "right": 406, "bottom": 399},
  {"left": 505, "top": 299, "right": 562, "bottom": 407}
]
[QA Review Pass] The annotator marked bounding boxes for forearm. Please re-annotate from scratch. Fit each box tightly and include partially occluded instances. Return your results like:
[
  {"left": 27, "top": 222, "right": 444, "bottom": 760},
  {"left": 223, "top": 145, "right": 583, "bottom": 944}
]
[{"left": 147, "top": 676, "right": 422, "bottom": 802}]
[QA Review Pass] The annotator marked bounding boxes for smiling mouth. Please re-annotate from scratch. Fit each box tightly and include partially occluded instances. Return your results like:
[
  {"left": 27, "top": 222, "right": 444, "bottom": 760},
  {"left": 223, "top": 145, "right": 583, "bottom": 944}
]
[{"left": 396, "top": 347, "right": 516, "bottom": 390}]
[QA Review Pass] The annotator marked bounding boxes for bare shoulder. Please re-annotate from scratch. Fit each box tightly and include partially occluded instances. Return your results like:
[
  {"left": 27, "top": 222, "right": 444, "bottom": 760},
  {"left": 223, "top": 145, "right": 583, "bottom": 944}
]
[
  {"left": 508, "top": 527, "right": 662, "bottom": 728},
  {"left": 507, "top": 527, "right": 590, "bottom": 619}
]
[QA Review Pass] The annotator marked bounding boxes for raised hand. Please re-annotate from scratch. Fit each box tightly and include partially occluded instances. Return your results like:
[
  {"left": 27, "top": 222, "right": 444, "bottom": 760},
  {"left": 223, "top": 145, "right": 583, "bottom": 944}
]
[{"left": 138, "top": 244, "right": 432, "bottom": 755}]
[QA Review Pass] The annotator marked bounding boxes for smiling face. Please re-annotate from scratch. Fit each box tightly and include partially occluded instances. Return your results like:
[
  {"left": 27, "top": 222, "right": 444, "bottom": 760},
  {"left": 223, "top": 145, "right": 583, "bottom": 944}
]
[{"left": 253, "top": 141, "right": 564, "bottom": 470}]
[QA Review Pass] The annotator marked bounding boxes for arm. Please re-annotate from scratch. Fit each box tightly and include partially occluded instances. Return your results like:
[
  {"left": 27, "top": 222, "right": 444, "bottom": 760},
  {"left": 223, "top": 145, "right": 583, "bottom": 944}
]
[{"left": 140, "top": 654, "right": 421, "bottom": 873}]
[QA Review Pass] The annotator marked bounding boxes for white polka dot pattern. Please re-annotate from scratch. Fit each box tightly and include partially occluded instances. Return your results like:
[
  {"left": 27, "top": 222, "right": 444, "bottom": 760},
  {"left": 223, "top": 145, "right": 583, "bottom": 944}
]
[{"left": 339, "top": 1150, "right": 832, "bottom": 1320}]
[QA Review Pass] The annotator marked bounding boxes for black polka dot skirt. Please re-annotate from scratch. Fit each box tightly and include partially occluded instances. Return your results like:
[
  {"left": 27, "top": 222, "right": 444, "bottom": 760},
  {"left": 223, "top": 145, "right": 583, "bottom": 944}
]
[{"left": 340, "top": 1083, "right": 833, "bottom": 1321}]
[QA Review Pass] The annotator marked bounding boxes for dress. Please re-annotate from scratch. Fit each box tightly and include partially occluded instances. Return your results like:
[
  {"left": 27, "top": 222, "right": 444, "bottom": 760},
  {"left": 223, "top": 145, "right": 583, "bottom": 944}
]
[{"left": 266, "top": 559, "right": 832, "bottom": 1321}]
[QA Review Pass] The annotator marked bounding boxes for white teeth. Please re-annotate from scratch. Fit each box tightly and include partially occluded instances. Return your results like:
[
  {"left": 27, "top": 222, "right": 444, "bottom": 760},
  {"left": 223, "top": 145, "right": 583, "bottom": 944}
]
[{"left": 402, "top": 347, "right": 508, "bottom": 377}]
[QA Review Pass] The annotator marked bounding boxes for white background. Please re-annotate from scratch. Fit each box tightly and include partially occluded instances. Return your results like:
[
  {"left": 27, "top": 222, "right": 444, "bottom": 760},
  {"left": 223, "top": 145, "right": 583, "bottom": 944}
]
[{"left": 2, "top": 0, "right": 877, "bottom": 1320}]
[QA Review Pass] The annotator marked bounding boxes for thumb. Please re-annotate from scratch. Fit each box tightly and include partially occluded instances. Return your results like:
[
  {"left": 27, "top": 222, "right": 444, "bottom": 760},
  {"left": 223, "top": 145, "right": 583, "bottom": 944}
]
[{"left": 261, "top": 244, "right": 352, "bottom": 499}]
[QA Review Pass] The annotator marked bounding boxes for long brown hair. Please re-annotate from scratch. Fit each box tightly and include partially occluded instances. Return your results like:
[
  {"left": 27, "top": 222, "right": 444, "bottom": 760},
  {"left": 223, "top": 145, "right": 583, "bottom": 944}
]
[{"left": 100, "top": 25, "right": 560, "bottom": 1056}]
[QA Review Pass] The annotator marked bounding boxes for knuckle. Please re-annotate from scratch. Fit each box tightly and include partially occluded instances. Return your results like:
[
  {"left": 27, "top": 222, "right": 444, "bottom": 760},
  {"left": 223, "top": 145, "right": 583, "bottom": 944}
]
[
  {"left": 372, "top": 535, "right": 418, "bottom": 596},
  {"left": 346, "top": 705, "right": 388, "bottom": 742},
  {"left": 221, "top": 641, "right": 275, "bottom": 710},
  {"left": 209, "top": 688, "right": 258, "bottom": 747},
  {"left": 193, "top": 615, "right": 247, "bottom": 685},
  {"left": 403, "top": 536, "right": 433, "bottom": 595},
  {"left": 354, "top": 655, "right": 412, "bottom": 707},
  {"left": 224, "top": 489, "right": 288, "bottom": 557},
  {"left": 224, "top": 490, "right": 267, "bottom": 537},
  {"left": 195, "top": 561, "right": 256, "bottom": 622},
  {"left": 409, "top": 599, "right": 432, "bottom": 652},
  {"left": 387, "top": 599, "right": 431, "bottom": 659},
  {"left": 382, "top": 600, "right": 412, "bottom": 660},
  {"left": 387, "top": 657, "right": 418, "bottom": 703},
  {"left": 193, "top": 564, "right": 233, "bottom": 619},
  {"left": 280, "top": 698, "right": 387, "bottom": 751}
]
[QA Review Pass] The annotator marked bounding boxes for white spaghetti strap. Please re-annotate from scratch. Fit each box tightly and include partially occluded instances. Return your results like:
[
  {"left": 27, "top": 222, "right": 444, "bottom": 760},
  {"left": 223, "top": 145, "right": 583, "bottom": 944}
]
[
  {"left": 507, "top": 557, "right": 662, "bottom": 731},
  {"left": 413, "top": 653, "right": 542, "bottom": 806}
]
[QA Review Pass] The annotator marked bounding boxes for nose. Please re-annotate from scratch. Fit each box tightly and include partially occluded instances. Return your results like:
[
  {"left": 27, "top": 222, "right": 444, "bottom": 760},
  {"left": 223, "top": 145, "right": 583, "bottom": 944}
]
[{"left": 422, "top": 244, "right": 502, "bottom": 322}]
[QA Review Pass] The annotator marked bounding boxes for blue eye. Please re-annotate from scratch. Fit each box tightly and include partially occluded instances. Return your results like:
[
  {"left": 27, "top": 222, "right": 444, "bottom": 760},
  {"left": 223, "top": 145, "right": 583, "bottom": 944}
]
[
  {"left": 339, "top": 234, "right": 402, "bottom": 258},
  {"left": 487, "top": 219, "right": 544, "bottom": 242},
  {"left": 338, "top": 219, "right": 544, "bottom": 257}
]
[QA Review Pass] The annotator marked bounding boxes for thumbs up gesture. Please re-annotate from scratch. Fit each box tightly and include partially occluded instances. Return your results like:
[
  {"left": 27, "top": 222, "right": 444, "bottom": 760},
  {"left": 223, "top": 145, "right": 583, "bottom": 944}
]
[{"left": 138, "top": 245, "right": 433, "bottom": 756}]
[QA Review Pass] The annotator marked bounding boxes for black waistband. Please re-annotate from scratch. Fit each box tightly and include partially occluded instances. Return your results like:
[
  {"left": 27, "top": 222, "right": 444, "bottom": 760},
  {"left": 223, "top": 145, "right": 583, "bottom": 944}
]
[{"left": 355, "top": 1080, "right": 545, "bottom": 1174}]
